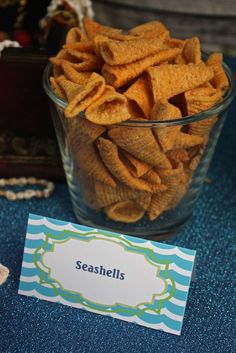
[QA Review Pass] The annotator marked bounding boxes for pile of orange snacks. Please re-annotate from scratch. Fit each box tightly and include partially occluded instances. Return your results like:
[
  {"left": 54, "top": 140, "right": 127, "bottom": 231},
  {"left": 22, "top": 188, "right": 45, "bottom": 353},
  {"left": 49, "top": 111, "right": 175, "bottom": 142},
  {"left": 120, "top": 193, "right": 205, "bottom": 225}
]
[{"left": 50, "top": 17, "right": 229, "bottom": 223}]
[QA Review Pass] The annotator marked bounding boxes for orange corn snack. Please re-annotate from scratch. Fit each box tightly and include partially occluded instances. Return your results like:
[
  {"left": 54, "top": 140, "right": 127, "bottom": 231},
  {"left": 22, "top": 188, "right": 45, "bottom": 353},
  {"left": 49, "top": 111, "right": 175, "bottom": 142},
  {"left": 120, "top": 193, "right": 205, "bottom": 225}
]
[
  {"left": 121, "top": 150, "right": 152, "bottom": 177},
  {"left": 126, "top": 100, "right": 146, "bottom": 119},
  {"left": 182, "top": 37, "right": 201, "bottom": 64},
  {"left": 100, "top": 36, "right": 165, "bottom": 65},
  {"left": 108, "top": 126, "right": 171, "bottom": 168},
  {"left": 147, "top": 164, "right": 184, "bottom": 220},
  {"left": 129, "top": 20, "right": 168, "bottom": 38},
  {"left": 206, "top": 53, "right": 229, "bottom": 92},
  {"left": 124, "top": 76, "right": 153, "bottom": 118},
  {"left": 120, "top": 156, "right": 166, "bottom": 192},
  {"left": 185, "top": 86, "right": 222, "bottom": 137},
  {"left": 52, "top": 64, "right": 63, "bottom": 77},
  {"left": 63, "top": 41, "right": 94, "bottom": 52},
  {"left": 102, "top": 48, "right": 181, "bottom": 88},
  {"left": 151, "top": 101, "right": 182, "bottom": 151},
  {"left": 189, "top": 116, "right": 218, "bottom": 137},
  {"left": 67, "top": 117, "right": 105, "bottom": 153},
  {"left": 61, "top": 61, "right": 92, "bottom": 84},
  {"left": 141, "top": 169, "right": 167, "bottom": 193},
  {"left": 185, "top": 86, "right": 222, "bottom": 116},
  {"left": 189, "top": 153, "right": 202, "bottom": 171},
  {"left": 79, "top": 172, "right": 102, "bottom": 210},
  {"left": 50, "top": 76, "right": 67, "bottom": 100},
  {"left": 167, "top": 37, "right": 186, "bottom": 49},
  {"left": 50, "top": 49, "right": 102, "bottom": 72},
  {"left": 93, "top": 34, "right": 110, "bottom": 56},
  {"left": 147, "top": 63, "right": 214, "bottom": 102},
  {"left": 65, "top": 27, "right": 88, "bottom": 43},
  {"left": 57, "top": 73, "right": 105, "bottom": 118},
  {"left": 94, "top": 180, "right": 151, "bottom": 210},
  {"left": 166, "top": 183, "right": 187, "bottom": 210},
  {"left": 105, "top": 200, "right": 145, "bottom": 223},
  {"left": 85, "top": 86, "right": 131, "bottom": 125},
  {"left": 174, "top": 54, "right": 188, "bottom": 64},
  {"left": 75, "top": 143, "right": 116, "bottom": 188},
  {"left": 97, "top": 138, "right": 153, "bottom": 192},
  {"left": 167, "top": 149, "right": 189, "bottom": 163},
  {"left": 94, "top": 181, "right": 131, "bottom": 207},
  {"left": 141, "top": 169, "right": 161, "bottom": 184},
  {"left": 174, "top": 132, "right": 203, "bottom": 149},
  {"left": 94, "top": 33, "right": 136, "bottom": 57},
  {"left": 83, "top": 16, "right": 121, "bottom": 40}
]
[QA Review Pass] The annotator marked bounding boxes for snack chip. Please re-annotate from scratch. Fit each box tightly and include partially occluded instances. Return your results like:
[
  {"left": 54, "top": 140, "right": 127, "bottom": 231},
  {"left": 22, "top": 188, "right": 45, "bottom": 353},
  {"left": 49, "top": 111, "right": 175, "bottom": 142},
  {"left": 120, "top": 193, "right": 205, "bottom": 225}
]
[
  {"left": 185, "top": 86, "right": 223, "bottom": 116},
  {"left": 147, "top": 63, "right": 214, "bottom": 102},
  {"left": 167, "top": 37, "right": 186, "bottom": 49},
  {"left": 61, "top": 61, "right": 92, "bottom": 84},
  {"left": 97, "top": 138, "right": 153, "bottom": 192},
  {"left": 108, "top": 126, "right": 171, "bottom": 168},
  {"left": 141, "top": 169, "right": 167, "bottom": 193},
  {"left": 94, "top": 33, "right": 136, "bottom": 57},
  {"left": 167, "top": 149, "right": 189, "bottom": 163},
  {"left": 206, "top": 52, "right": 229, "bottom": 92},
  {"left": 126, "top": 100, "right": 146, "bottom": 119},
  {"left": 57, "top": 73, "right": 105, "bottom": 118},
  {"left": 75, "top": 143, "right": 116, "bottom": 188},
  {"left": 63, "top": 41, "right": 94, "bottom": 52},
  {"left": 105, "top": 200, "right": 145, "bottom": 223},
  {"left": 148, "top": 164, "right": 184, "bottom": 220},
  {"left": 83, "top": 16, "right": 121, "bottom": 40},
  {"left": 95, "top": 180, "right": 131, "bottom": 207},
  {"left": 86, "top": 86, "right": 131, "bottom": 125},
  {"left": 174, "top": 132, "right": 203, "bottom": 149},
  {"left": 100, "top": 36, "right": 165, "bottom": 65},
  {"left": 124, "top": 75, "right": 153, "bottom": 118},
  {"left": 102, "top": 48, "right": 181, "bottom": 88},
  {"left": 189, "top": 116, "right": 218, "bottom": 138},
  {"left": 182, "top": 36, "right": 201, "bottom": 64},
  {"left": 121, "top": 150, "right": 152, "bottom": 177},
  {"left": 166, "top": 182, "right": 187, "bottom": 210},
  {"left": 65, "top": 27, "right": 88, "bottom": 43},
  {"left": 94, "top": 180, "right": 151, "bottom": 210},
  {"left": 50, "top": 49, "right": 102, "bottom": 72},
  {"left": 174, "top": 54, "right": 188, "bottom": 64},
  {"left": 67, "top": 117, "right": 105, "bottom": 153},
  {"left": 78, "top": 171, "right": 102, "bottom": 209},
  {"left": 151, "top": 101, "right": 182, "bottom": 151},
  {"left": 185, "top": 86, "right": 222, "bottom": 137},
  {"left": 129, "top": 20, "right": 168, "bottom": 38},
  {"left": 50, "top": 76, "right": 67, "bottom": 100}
]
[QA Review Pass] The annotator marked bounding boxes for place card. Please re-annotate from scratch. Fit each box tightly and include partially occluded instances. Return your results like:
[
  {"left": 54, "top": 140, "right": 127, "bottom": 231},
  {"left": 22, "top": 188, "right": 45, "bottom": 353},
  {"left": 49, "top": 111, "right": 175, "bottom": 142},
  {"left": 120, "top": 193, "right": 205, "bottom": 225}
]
[{"left": 19, "top": 214, "right": 196, "bottom": 335}]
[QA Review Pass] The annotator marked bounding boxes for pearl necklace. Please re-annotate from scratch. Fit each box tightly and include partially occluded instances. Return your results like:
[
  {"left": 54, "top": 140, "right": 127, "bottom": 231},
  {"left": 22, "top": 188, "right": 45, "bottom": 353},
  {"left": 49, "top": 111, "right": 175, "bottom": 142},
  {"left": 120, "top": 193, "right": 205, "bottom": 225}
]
[{"left": 0, "top": 177, "right": 55, "bottom": 200}]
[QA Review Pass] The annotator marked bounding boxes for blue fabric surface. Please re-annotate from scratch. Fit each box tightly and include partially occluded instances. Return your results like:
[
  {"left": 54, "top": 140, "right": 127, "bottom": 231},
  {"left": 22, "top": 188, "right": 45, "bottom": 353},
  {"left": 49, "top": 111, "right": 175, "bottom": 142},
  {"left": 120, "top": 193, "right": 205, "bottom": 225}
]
[{"left": 0, "top": 58, "right": 236, "bottom": 353}]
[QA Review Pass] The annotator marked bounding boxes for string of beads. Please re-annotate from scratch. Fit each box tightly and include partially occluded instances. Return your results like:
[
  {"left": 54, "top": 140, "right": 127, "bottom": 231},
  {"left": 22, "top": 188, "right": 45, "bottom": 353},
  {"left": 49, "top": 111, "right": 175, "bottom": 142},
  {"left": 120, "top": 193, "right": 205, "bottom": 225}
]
[{"left": 0, "top": 177, "right": 55, "bottom": 200}]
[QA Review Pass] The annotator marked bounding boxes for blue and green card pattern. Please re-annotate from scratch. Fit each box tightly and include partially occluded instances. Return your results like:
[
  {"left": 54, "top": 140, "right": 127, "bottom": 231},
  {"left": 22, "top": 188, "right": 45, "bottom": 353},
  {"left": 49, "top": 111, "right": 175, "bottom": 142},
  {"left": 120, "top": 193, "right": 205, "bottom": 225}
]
[{"left": 18, "top": 214, "right": 196, "bottom": 335}]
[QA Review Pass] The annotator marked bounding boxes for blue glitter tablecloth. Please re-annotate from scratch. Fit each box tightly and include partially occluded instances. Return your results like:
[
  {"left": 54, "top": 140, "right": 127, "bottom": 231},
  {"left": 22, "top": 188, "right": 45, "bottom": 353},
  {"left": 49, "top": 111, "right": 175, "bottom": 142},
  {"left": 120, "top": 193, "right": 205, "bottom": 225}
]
[{"left": 0, "top": 58, "right": 236, "bottom": 353}]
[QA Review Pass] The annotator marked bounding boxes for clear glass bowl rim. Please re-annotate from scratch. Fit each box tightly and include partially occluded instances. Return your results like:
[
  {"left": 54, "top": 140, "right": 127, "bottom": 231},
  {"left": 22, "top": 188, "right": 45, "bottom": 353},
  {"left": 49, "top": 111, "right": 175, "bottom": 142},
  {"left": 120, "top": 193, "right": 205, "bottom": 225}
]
[{"left": 42, "top": 54, "right": 236, "bottom": 127}]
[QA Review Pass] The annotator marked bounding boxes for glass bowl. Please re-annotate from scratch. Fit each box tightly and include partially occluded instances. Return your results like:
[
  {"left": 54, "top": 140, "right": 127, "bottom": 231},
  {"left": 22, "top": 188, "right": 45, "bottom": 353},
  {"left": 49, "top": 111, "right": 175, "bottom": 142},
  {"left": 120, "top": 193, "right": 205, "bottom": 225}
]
[{"left": 43, "top": 57, "right": 236, "bottom": 239}]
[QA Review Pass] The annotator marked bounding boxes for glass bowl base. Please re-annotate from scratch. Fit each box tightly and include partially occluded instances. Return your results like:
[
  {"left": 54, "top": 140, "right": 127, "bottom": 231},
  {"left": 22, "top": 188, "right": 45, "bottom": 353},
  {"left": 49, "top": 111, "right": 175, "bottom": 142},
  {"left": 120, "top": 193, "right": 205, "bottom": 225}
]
[{"left": 72, "top": 202, "right": 192, "bottom": 241}]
